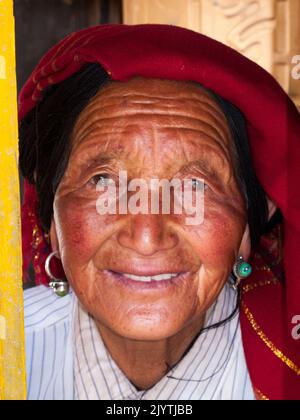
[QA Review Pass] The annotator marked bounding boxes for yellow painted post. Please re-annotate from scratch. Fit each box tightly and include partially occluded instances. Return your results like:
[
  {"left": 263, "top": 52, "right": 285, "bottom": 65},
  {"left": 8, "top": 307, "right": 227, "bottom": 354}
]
[{"left": 0, "top": 0, "right": 26, "bottom": 400}]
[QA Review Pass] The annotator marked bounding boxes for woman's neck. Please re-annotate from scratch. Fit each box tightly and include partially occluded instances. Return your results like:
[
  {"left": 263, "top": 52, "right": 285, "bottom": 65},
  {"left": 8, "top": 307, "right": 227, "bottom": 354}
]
[{"left": 95, "top": 316, "right": 205, "bottom": 391}]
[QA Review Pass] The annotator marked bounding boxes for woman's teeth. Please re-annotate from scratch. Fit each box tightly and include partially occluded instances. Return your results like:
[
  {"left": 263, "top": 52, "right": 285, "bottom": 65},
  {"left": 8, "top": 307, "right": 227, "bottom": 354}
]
[{"left": 122, "top": 273, "right": 179, "bottom": 282}]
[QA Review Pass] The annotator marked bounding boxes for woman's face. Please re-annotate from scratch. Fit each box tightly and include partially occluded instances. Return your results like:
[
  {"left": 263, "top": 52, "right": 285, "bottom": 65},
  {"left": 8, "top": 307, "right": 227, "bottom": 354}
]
[{"left": 51, "top": 78, "right": 249, "bottom": 340}]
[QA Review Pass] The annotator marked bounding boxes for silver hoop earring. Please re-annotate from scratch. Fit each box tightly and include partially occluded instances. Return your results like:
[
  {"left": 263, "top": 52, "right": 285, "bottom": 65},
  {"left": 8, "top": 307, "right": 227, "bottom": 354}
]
[{"left": 45, "top": 251, "right": 69, "bottom": 297}]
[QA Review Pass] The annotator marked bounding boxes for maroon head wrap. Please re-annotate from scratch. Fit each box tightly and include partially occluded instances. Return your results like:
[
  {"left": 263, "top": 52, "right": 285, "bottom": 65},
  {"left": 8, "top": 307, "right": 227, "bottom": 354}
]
[{"left": 19, "top": 24, "right": 300, "bottom": 399}]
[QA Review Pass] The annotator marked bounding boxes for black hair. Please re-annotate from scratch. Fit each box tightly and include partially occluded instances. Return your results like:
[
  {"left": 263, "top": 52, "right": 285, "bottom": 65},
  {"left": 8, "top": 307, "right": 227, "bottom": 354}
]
[
  {"left": 19, "top": 62, "right": 281, "bottom": 243},
  {"left": 207, "top": 91, "right": 277, "bottom": 246},
  {"left": 19, "top": 63, "right": 110, "bottom": 231}
]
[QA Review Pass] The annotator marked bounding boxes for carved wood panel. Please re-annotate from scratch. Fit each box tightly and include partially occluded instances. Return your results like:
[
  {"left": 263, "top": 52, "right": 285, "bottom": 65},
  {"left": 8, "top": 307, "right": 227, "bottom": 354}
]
[{"left": 123, "top": 0, "right": 300, "bottom": 108}]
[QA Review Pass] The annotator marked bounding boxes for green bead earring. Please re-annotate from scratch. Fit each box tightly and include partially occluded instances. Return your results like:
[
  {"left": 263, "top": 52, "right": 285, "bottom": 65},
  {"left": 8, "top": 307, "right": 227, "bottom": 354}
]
[{"left": 231, "top": 256, "right": 252, "bottom": 290}]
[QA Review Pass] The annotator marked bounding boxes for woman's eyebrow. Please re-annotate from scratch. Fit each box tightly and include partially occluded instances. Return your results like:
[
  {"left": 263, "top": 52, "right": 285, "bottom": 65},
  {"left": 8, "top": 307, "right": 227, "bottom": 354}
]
[
  {"left": 181, "top": 159, "right": 219, "bottom": 173},
  {"left": 179, "top": 159, "right": 228, "bottom": 183},
  {"left": 76, "top": 155, "right": 121, "bottom": 173}
]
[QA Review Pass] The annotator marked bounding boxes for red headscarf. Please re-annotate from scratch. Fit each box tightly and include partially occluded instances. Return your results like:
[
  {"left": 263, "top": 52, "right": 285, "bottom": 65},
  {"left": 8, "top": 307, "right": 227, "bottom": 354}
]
[{"left": 19, "top": 24, "right": 300, "bottom": 400}]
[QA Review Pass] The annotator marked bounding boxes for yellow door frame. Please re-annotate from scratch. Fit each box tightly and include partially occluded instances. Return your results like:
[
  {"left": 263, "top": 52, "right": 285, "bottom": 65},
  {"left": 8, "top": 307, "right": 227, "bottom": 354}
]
[{"left": 0, "top": 0, "right": 26, "bottom": 400}]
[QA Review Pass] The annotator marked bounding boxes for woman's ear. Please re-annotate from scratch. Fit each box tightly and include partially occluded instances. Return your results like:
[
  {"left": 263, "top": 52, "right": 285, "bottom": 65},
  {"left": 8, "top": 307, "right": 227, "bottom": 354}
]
[
  {"left": 49, "top": 219, "right": 60, "bottom": 257},
  {"left": 267, "top": 196, "right": 277, "bottom": 221},
  {"left": 238, "top": 196, "right": 277, "bottom": 262},
  {"left": 238, "top": 224, "right": 251, "bottom": 261}
]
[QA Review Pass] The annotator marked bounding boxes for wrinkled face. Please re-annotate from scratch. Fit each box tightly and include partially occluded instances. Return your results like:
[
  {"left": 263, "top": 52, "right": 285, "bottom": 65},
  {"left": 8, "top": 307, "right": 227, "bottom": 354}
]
[{"left": 51, "top": 78, "right": 249, "bottom": 340}]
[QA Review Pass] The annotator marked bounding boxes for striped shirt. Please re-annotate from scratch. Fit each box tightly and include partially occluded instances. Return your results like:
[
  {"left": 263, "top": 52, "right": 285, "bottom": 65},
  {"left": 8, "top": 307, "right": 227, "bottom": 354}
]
[{"left": 24, "top": 283, "right": 255, "bottom": 400}]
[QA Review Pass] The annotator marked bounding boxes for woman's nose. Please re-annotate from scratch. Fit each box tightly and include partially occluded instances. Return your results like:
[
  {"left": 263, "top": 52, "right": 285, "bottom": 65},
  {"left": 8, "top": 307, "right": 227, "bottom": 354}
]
[{"left": 117, "top": 214, "right": 179, "bottom": 256}]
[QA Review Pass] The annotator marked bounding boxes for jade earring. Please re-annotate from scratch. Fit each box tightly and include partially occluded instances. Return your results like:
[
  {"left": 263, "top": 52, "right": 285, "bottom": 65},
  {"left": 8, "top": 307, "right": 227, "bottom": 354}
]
[{"left": 231, "top": 256, "right": 252, "bottom": 290}]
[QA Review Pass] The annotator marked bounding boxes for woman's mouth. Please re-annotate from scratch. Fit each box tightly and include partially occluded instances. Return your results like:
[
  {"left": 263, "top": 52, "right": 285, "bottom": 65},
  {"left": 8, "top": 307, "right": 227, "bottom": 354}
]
[
  {"left": 104, "top": 270, "right": 189, "bottom": 290},
  {"left": 121, "top": 272, "right": 179, "bottom": 282}
]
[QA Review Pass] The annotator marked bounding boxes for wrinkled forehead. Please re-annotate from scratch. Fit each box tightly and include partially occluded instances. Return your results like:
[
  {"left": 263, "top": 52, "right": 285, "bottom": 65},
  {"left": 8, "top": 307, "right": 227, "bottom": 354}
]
[
  {"left": 71, "top": 77, "right": 232, "bottom": 148},
  {"left": 64, "top": 77, "right": 236, "bottom": 186},
  {"left": 77, "top": 77, "right": 229, "bottom": 118},
  {"left": 93, "top": 77, "right": 219, "bottom": 103}
]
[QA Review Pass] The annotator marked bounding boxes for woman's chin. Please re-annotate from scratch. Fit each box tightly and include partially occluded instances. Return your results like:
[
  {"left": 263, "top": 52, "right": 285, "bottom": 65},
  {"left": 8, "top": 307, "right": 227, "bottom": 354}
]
[
  {"left": 113, "top": 324, "right": 180, "bottom": 341},
  {"left": 103, "top": 308, "right": 188, "bottom": 341}
]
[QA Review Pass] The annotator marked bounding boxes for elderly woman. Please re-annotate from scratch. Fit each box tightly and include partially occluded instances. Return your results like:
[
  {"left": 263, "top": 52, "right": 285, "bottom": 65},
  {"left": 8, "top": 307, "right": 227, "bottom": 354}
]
[{"left": 19, "top": 24, "right": 300, "bottom": 400}]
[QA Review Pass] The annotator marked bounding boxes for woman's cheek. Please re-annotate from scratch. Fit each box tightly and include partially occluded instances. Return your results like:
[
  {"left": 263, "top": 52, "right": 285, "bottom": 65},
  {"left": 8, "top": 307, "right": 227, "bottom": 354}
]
[
  {"left": 188, "top": 206, "right": 245, "bottom": 265},
  {"left": 54, "top": 194, "right": 115, "bottom": 262}
]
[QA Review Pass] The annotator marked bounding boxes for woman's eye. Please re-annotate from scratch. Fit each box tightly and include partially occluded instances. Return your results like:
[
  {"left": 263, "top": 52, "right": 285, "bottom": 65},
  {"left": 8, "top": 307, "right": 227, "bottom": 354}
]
[
  {"left": 88, "top": 174, "right": 113, "bottom": 187},
  {"left": 191, "top": 178, "right": 208, "bottom": 190}
]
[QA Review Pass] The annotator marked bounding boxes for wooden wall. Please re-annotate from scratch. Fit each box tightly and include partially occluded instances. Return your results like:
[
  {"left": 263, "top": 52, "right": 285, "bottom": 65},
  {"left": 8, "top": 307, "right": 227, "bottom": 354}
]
[
  {"left": 14, "top": 0, "right": 122, "bottom": 91},
  {"left": 123, "top": 0, "right": 300, "bottom": 109}
]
